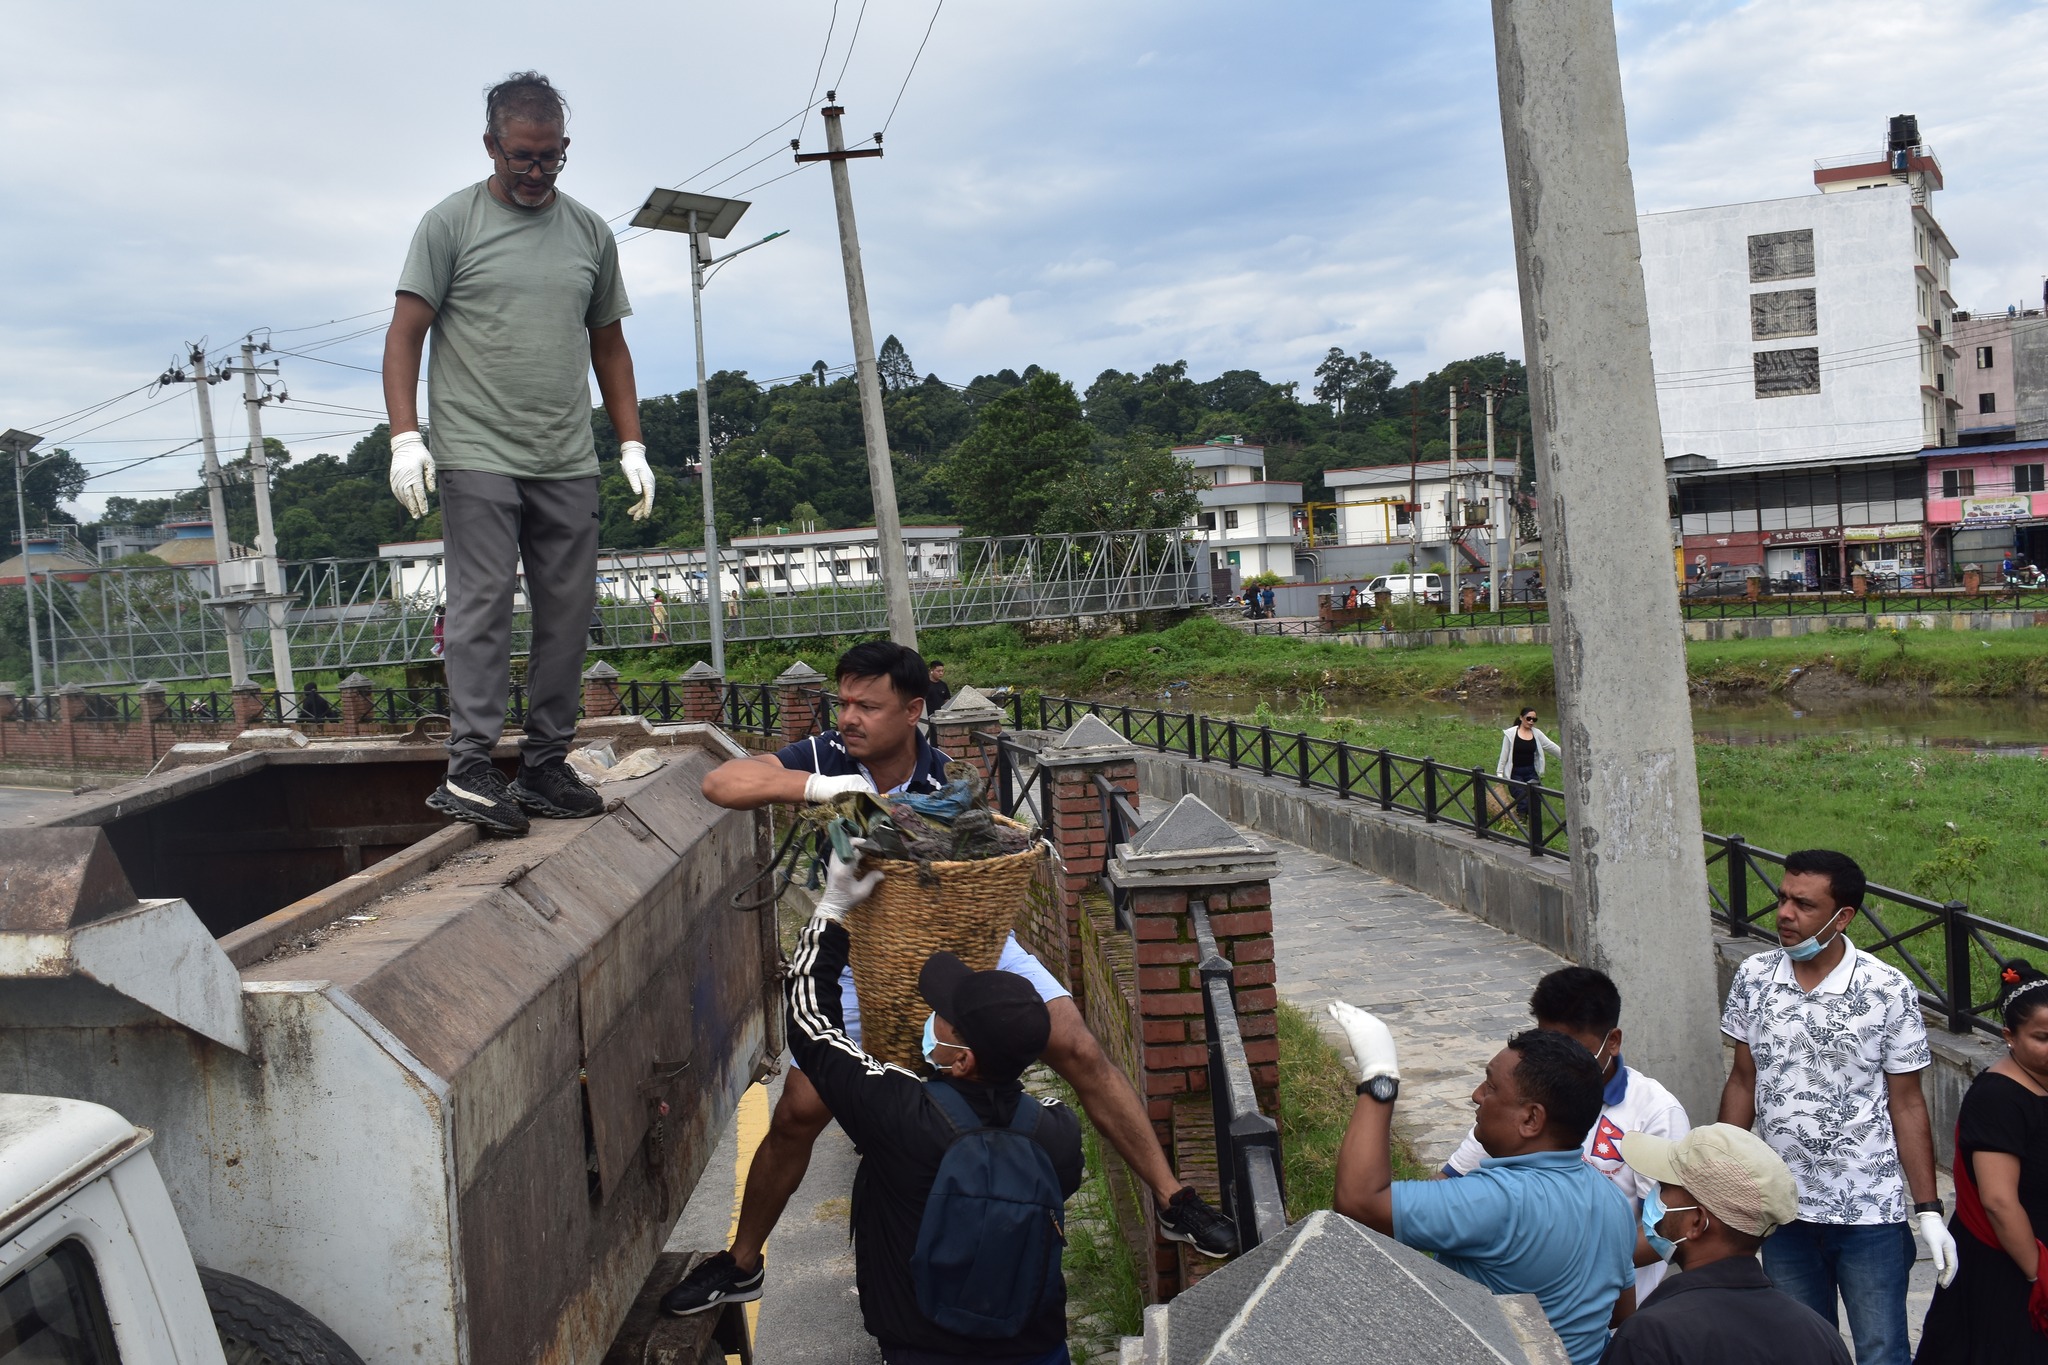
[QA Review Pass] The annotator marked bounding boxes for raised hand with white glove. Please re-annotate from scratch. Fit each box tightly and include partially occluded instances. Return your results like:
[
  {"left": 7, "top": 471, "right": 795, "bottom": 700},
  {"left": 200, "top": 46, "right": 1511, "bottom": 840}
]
[
  {"left": 619, "top": 441, "right": 655, "bottom": 521},
  {"left": 1328, "top": 1001, "right": 1400, "bottom": 1089},
  {"left": 804, "top": 772, "right": 875, "bottom": 804},
  {"left": 1914, "top": 1209, "right": 1958, "bottom": 1288},
  {"left": 389, "top": 431, "right": 436, "bottom": 519},
  {"left": 813, "top": 849, "right": 883, "bottom": 923}
]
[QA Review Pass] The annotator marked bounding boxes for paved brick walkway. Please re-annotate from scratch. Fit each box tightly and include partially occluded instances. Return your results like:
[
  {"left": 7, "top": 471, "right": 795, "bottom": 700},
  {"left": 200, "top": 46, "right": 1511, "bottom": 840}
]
[{"left": 1266, "top": 837, "right": 1566, "bottom": 1169}]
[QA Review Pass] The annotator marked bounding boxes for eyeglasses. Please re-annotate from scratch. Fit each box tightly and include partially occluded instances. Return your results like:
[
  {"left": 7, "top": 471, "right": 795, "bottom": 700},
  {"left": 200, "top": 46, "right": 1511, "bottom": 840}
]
[{"left": 494, "top": 139, "right": 567, "bottom": 175}]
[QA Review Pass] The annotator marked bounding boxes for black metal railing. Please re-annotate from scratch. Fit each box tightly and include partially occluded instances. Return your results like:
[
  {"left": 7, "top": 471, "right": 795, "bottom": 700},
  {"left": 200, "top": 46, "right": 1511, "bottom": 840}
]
[
  {"left": 1096, "top": 772, "right": 1143, "bottom": 931},
  {"left": 1706, "top": 834, "right": 2047, "bottom": 1039},
  {"left": 1191, "top": 899, "right": 1288, "bottom": 1252},
  {"left": 720, "top": 682, "right": 779, "bottom": 737},
  {"left": 982, "top": 731, "right": 1050, "bottom": 830},
  {"left": 1017, "top": 694, "right": 1570, "bottom": 859}
]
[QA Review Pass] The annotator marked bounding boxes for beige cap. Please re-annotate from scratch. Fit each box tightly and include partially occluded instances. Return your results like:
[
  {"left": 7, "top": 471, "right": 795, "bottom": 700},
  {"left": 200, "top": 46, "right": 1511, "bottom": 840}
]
[{"left": 1619, "top": 1124, "right": 1800, "bottom": 1238}]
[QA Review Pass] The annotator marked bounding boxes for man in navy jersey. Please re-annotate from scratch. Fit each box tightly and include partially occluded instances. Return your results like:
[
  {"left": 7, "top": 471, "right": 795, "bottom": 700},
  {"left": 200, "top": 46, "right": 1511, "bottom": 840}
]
[{"left": 663, "top": 641, "right": 1236, "bottom": 1318}]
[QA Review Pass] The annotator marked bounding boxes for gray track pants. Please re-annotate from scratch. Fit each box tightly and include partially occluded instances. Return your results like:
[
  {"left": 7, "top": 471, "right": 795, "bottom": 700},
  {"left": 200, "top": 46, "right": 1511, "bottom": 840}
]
[{"left": 438, "top": 469, "right": 599, "bottom": 779}]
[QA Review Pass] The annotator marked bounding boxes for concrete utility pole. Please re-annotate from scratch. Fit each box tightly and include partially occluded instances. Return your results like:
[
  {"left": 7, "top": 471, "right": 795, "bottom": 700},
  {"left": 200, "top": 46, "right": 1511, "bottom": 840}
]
[
  {"left": 234, "top": 341, "right": 295, "bottom": 699},
  {"left": 688, "top": 215, "right": 726, "bottom": 672},
  {"left": 171, "top": 346, "right": 250, "bottom": 686},
  {"left": 1485, "top": 387, "right": 1503, "bottom": 611},
  {"left": 1491, "top": 0, "right": 1721, "bottom": 1119},
  {"left": 1, "top": 429, "right": 45, "bottom": 697},
  {"left": 798, "top": 96, "right": 917, "bottom": 648},
  {"left": 1447, "top": 387, "right": 1460, "bottom": 609}
]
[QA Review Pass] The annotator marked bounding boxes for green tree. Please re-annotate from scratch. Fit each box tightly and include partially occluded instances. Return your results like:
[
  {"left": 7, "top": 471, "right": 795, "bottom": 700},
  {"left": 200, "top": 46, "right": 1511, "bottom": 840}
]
[
  {"left": 877, "top": 335, "right": 918, "bottom": 393},
  {"left": 3, "top": 448, "right": 88, "bottom": 525},
  {"left": 943, "top": 370, "right": 1092, "bottom": 535},
  {"left": 1042, "top": 435, "right": 1203, "bottom": 534}
]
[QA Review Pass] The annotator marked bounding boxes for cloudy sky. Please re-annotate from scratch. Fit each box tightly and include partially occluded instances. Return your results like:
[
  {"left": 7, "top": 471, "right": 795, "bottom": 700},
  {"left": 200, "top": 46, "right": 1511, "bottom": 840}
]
[{"left": 7, "top": 0, "right": 2046, "bottom": 518}]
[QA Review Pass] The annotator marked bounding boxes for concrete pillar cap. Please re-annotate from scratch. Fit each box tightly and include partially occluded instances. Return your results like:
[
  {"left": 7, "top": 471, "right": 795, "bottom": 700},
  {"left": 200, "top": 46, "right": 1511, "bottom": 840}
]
[
  {"left": 229, "top": 680, "right": 262, "bottom": 694},
  {"left": 582, "top": 660, "right": 620, "bottom": 681},
  {"left": 1039, "top": 712, "right": 1137, "bottom": 766},
  {"left": 1107, "top": 794, "right": 1279, "bottom": 888},
  {"left": 0, "top": 683, "right": 16, "bottom": 698},
  {"left": 339, "top": 672, "right": 375, "bottom": 690},
  {"left": 137, "top": 680, "right": 166, "bottom": 695},
  {"left": 57, "top": 682, "right": 87, "bottom": 695},
  {"left": 680, "top": 660, "right": 723, "bottom": 681},
  {"left": 774, "top": 660, "right": 827, "bottom": 684},
  {"left": 932, "top": 684, "right": 1004, "bottom": 722}
]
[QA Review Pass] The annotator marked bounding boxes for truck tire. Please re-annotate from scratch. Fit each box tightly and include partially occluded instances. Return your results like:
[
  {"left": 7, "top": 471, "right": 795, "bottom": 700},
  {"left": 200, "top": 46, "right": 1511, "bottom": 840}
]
[{"left": 198, "top": 1268, "right": 367, "bottom": 1365}]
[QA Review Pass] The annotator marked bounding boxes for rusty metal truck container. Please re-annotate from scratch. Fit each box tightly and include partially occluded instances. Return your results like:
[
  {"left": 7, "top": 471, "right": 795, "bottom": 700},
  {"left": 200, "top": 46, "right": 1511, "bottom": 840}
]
[{"left": 0, "top": 722, "right": 777, "bottom": 1364}]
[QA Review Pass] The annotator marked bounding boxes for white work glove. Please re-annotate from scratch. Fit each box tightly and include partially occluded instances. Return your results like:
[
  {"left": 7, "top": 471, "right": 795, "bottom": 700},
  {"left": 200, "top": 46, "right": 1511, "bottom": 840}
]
[
  {"left": 804, "top": 772, "right": 875, "bottom": 804},
  {"left": 1914, "top": 1210, "right": 1958, "bottom": 1288},
  {"left": 619, "top": 441, "right": 655, "bottom": 521},
  {"left": 1328, "top": 1001, "right": 1400, "bottom": 1084},
  {"left": 814, "top": 850, "right": 883, "bottom": 923},
  {"left": 389, "top": 431, "right": 435, "bottom": 519}
]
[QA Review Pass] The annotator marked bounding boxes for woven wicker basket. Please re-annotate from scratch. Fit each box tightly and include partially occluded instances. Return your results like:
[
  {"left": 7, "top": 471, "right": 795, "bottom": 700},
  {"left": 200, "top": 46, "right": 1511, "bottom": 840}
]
[{"left": 843, "top": 818, "right": 1048, "bottom": 1070}]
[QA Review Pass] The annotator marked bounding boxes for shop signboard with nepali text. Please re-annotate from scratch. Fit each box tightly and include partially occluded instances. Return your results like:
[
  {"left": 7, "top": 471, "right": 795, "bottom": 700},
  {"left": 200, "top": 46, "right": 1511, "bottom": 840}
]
[{"left": 1961, "top": 497, "right": 2029, "bottom": 524}]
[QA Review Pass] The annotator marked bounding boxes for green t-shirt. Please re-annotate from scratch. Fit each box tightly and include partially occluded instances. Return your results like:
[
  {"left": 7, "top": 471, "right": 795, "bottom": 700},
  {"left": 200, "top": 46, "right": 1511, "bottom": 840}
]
[{"left": 396, "top": 182, "right": 632, "bottom": 480}]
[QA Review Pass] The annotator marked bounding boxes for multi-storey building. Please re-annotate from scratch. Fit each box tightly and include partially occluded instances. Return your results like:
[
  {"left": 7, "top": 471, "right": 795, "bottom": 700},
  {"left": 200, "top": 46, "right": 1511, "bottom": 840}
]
[{"left": 1175, "top": 439, "right": 1302, "bottom": 586}]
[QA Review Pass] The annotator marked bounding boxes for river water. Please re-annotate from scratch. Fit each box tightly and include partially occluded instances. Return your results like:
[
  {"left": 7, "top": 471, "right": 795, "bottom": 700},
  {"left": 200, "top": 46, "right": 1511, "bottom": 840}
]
[{"left": 1163, "top": 688, "right": 2048, "bottom": 754}]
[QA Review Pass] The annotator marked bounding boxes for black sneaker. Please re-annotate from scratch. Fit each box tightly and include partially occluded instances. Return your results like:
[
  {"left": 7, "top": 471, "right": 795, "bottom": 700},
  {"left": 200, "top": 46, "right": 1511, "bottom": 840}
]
[
  {"left": 1159, "top": 1186, "right": 1238, "bottom": 1259},
  {"left": 660, "top": 1251, "right": 764, "bottom": 1317},
  {"left": 427, "top": 768, "right": 530, "bottom": 837},
  {"left": 508, "top": 758, "right": 603, "bottom": 819}
]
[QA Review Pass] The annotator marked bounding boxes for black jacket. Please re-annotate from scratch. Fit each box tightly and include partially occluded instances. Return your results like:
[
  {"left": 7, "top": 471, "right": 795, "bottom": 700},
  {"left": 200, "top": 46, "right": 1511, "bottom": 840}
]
[
  {"left": 785, "top": 917, "right": 1083, "bottom": 1357},
  {"left": 1600, "top": 1255, "right": 1851, "bottom": 1364}
]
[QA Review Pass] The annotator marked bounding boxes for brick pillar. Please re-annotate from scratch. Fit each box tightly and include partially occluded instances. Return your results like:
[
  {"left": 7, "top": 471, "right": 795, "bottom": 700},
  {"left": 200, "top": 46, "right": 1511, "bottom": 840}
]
[
  {"left": 230, "top": 681, "right": 266, "bottom": 730},
  {"left": 138, "top": 681, "right": 167, "bottom": 763},
  {"left": 57, "top": 683, "right": 87, "bottom": 764},
  {"left": 338, "top": 672, "right": 374, "bottom": 735},
  {"left": 582, "top": 659, "right": 621, "bottom": 719},
  {"left": 1107, "top": 793, "right": 1281, "bottom": 1301},
  {"left": 926, "top": 684, "right": 1004, "bottom": 785},
  {"left": 680, "top": 659, "right": 725, "bottom": 725},
  {"left": 0, "top": 684, "right": 13, "bottom": 761},
  {"left": 774, "top": 660, "right": 827, "bottom": 746},
  {"left": 1037, "top": 715, "right": 1141, "bottom": 989}
]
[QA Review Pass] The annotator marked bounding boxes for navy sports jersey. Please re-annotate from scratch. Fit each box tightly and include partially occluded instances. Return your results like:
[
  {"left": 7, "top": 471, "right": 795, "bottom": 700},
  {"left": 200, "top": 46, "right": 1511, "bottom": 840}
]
[{"left": 775, "top": 729, "right": 950, "bottom": 796}]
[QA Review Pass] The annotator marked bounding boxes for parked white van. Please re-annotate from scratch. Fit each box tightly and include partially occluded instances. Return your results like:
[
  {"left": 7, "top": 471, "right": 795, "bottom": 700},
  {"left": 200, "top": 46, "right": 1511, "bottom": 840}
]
[{"left": 1362, "top": 573, "right": 1443, "bottom": 604}]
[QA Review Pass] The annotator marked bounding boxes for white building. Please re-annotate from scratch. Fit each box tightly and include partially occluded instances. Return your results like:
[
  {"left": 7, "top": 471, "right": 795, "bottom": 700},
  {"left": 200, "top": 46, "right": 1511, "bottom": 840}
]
[
  {"left": 1638, "top": 116, "right": 1959, "bottom": 469},
  {"left": 377, "top": 525, "right": 964, "bottom": 607},
  {"left": 1175, "top": 439, "right": 1301, "bottom": 583},
  {"left": 1318, "top": 458, "right": 1515, "bottom": 581}
]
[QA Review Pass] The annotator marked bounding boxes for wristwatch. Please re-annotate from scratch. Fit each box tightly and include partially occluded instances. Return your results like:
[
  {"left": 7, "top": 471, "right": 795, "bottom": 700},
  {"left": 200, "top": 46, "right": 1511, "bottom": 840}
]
[
  {"left": 1356, "top": 1075, "right": 1399, "bottom": 1103},
  {"left": 1913, "top": 1200, "right": 1944, "bottom": 1217}
]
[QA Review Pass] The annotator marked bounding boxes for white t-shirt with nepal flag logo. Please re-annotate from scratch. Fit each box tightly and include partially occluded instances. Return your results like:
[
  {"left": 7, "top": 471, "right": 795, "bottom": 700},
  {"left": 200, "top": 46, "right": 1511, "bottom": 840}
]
[{"left": 1445, "top": 1060, "right": 1691, "bottom": 1300}]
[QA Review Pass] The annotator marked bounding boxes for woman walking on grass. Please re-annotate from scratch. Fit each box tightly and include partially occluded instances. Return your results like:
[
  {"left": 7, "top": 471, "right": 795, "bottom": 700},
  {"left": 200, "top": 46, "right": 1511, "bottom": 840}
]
[
  {"left": 1915, "top": 960, "right": 2048, "bottom": 1362},
  {"left": 1496, "top": 706, "right": 1561, "bottom": 820}
]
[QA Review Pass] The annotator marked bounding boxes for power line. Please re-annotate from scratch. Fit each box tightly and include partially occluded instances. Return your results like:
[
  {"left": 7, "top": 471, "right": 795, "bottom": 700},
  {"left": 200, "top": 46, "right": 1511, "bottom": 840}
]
[
  {"left": 882, "top": 0, "right": 945, "bottom": 135},
  {"left": 799, "top": 0, "right": 843, "bottom": 147},
  {"left": 834, "top": 0, "right": 870, "bottom": 91}
]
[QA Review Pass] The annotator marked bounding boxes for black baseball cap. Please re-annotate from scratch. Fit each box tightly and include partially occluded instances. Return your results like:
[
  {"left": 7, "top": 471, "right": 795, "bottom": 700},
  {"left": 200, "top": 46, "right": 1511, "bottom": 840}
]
[{"left": 917, "top": 951, "right": 1051, "bottom": 1080}]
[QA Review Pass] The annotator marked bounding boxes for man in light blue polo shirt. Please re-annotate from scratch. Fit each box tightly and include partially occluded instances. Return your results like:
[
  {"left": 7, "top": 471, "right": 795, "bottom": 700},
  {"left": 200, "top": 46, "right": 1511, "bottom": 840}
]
[{"left": 1329, "top": 1007, "right": 1635, "bottom": 1365}]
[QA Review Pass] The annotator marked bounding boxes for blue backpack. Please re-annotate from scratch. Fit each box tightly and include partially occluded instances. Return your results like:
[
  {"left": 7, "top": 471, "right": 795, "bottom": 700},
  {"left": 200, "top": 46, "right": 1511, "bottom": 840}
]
[{"left": 910, "top": 1080, "right": 1066, "bottom": 1339}]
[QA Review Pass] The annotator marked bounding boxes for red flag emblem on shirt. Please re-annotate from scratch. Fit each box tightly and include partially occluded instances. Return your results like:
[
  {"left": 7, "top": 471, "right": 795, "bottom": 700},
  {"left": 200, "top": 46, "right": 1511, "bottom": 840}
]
[{"left": 1589, "top": 1116, "right": 1626, "bottom": 1162}]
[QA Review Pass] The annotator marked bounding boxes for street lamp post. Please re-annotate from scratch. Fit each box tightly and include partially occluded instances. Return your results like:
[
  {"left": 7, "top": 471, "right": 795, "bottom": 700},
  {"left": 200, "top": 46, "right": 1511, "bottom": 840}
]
[
  {"left": 630, "top": 188, "right": 786, "bottom": 674},
  {"left": 1, "top": 428, "right": 48, "bottom": 698}
]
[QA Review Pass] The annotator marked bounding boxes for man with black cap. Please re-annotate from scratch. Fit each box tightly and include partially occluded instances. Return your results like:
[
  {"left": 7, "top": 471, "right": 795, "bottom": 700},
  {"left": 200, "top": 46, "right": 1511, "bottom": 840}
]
[{"left": 780, "top": 851, "right": 1083, "bottom": 1364}]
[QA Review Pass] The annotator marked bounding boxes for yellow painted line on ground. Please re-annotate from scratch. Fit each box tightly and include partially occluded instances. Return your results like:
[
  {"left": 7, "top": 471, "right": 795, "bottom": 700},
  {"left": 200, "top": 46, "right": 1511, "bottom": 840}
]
[{"left": 727, "top": 1081, "right": 771, "bottom": 1361}]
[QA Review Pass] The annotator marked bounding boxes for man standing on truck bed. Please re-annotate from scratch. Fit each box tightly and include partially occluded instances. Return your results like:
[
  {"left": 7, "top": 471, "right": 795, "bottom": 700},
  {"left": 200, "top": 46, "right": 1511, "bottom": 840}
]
[
  {"left": 381, "top": 70, "right": 657, "bottom": 838},
  {"left": 665, "top": 641, "right": 1237, "bottom": 1318}
]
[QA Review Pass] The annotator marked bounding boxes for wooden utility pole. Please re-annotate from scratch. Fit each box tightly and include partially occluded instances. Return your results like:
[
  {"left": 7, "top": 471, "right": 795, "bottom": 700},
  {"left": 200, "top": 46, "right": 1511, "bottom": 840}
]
[
  {"left": 796, "top": 96, "right": 917, "bottom": 648},
  {"left": 1492, "top": 0, "right": 1720, "bottom": 1119}
]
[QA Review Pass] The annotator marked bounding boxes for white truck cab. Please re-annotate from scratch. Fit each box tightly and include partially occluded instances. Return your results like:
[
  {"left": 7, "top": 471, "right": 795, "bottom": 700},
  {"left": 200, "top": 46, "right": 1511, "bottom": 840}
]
[{"left": 0, "top": 1094, "right": 225, "bottom": 1363}]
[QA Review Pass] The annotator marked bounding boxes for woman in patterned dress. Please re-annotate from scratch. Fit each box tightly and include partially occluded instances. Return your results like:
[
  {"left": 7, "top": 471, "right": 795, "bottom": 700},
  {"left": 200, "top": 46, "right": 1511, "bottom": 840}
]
[{"left": 1914, "top": 959, "right": 2048, "bottom": 1362}]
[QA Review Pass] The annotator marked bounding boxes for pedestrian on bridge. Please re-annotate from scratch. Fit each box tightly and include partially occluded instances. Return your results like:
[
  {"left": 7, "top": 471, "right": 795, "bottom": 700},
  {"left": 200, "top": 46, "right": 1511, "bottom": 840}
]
[
  {"left": 381, "top": 70, "right": 657, "bottom": 839},
  {"left": 1441, "top": 967, "right": 1690, "bottom": 1306},
  {"left": 667, "top": 642, "right": 1236, "bottom": 1320},
  {"left": 1718, "top": 848, "right": 1955, "bottom": 1365},
  {"left": 773, "top": 850, "right": 1082, "bottom": 1363},
  {"left": 1328, "top": 1007, "right": 1636, "bottom": 1365}
]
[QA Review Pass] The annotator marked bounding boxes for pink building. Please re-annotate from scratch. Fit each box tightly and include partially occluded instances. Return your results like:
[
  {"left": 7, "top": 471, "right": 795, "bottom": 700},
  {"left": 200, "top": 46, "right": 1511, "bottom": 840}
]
[{"left": 1923, "top": 439, "right": 2048, "bottom": 577}]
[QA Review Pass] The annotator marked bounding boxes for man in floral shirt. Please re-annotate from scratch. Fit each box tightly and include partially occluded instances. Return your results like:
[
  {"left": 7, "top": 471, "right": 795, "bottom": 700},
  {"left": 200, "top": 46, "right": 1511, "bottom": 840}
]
[{"left": 1719, "top": 848, "right": 1957, "bottom": 1365}]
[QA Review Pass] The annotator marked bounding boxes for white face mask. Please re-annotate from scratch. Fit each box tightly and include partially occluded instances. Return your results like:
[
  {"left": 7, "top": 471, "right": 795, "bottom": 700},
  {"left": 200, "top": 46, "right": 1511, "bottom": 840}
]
[{"left": 1591, "top": 1030, "right": 1618, "bottom": 1069}]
